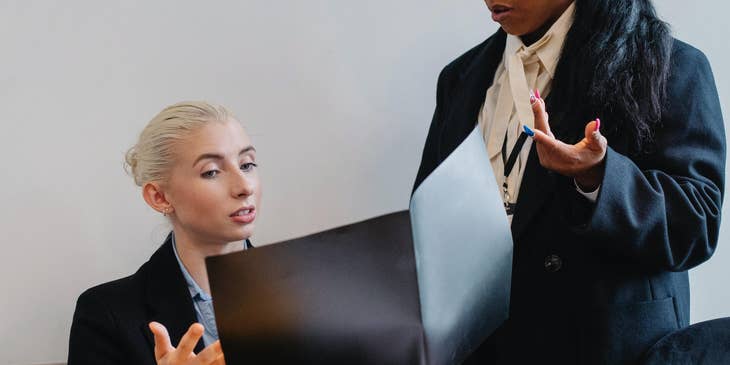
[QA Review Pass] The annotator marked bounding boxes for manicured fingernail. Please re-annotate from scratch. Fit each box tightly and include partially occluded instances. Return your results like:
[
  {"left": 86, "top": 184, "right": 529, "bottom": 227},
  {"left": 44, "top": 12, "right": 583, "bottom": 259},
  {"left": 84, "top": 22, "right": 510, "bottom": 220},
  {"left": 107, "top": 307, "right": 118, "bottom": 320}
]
[
  {"left": 523, "top": 125, "right": 535, "bottom": 137},
  {"left": 530, "top": 94, "right": 537, "bottom": 105},
  {"left": 595, "top": 117, "right": 601, "bottom": 132},
  {"left": 535, "top": 88, "right": 541, "bottom": 99}
]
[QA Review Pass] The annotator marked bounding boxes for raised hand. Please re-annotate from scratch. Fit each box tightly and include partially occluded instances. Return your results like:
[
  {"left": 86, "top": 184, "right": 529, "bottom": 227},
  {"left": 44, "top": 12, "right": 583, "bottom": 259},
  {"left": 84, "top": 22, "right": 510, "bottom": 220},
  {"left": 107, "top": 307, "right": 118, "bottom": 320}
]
[
  {"left": 527, "top": 89, "right": 607, "bottom": 191},
  {"left": 149, "top": 322, "right": 225, "bottom": 365}
]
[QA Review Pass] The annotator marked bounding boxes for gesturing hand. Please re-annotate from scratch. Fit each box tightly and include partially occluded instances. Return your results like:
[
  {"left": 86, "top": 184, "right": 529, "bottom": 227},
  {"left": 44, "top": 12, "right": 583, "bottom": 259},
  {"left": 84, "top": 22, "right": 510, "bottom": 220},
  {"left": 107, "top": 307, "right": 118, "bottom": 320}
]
[
  {"left": 527, "top": 90, "right": 607, "bottom": 191},
  {"left": 149, "top": 322, "right": 225, "bottom": 365}
]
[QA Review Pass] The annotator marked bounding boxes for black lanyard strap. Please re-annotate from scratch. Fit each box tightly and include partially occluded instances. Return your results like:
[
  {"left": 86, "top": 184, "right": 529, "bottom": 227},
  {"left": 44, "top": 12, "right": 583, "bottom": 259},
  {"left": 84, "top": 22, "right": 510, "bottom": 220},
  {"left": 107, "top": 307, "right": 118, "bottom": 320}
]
[
  {"left": 501, "top": 130, "right": 529, "bottom": 215},
  {"left": 501, "top": 131, "right": 529, "bottom": 179}
]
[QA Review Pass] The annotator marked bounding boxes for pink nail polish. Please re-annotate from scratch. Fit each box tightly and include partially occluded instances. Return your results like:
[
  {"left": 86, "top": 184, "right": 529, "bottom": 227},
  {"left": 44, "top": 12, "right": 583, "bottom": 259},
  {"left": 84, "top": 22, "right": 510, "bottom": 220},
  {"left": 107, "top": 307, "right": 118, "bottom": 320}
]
[
  {"left": 535, "top": 88, "right": 541, "bottom": 99},
  {"left": 530, "top": 94, "right": 536, "bottom": 104},
  {"left": 595, "top": 117, "right": 601, "bottom": 132}
]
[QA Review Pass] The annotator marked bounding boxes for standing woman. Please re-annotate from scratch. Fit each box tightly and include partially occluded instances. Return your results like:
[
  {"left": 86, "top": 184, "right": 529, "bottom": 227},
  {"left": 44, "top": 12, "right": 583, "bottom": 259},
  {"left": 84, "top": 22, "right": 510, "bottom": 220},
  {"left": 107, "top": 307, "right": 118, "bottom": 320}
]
[
  {"left": 414, "top": 0, "right": 725, "bottom": 364},
  {"left": 69, "top": 102, "right": 261, "bottom": 365}
]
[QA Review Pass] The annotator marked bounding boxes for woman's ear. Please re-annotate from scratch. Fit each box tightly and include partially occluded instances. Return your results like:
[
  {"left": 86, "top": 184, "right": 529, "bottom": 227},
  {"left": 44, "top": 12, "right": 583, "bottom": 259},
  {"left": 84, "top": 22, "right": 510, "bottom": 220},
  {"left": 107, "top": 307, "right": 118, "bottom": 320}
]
[{"left": 142, "top": 182, "right": 173, "bottom": 216}]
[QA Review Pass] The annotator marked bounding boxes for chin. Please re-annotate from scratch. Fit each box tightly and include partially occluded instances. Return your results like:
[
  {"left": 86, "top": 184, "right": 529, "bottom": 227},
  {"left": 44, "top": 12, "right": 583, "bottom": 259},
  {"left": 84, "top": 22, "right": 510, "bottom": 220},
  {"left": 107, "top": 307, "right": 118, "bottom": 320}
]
[
  {"left": 214, "top": 228, "right": 251, "bottom": 243},
  {"left": 500, "top": 24, "right": 529, "bottom": 36},
  {"left": 235, "top": 225, "right": 255, "bottom": 241}
]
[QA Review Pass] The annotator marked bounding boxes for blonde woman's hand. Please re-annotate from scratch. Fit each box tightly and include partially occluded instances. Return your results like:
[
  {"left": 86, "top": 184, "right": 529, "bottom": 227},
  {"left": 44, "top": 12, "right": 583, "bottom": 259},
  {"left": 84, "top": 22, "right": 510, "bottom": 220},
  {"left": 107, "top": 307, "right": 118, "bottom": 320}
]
[
  {"left": 528, "top": 91, "right": 607, "bottom": 191},
  {"left": 149, "top": 322, "right": 225, "bottom": 365}
]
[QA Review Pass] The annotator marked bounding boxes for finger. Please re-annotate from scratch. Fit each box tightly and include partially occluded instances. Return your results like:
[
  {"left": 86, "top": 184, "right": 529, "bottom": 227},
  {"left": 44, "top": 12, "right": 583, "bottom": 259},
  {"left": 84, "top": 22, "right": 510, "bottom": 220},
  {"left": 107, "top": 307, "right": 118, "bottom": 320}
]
[
  {"left": 532, "top": 128, "right": 575, "bottom": 162},
  {"left": 149, "top": 322, "right": 174, "bottom": 360},
  {"left": 196, "top": 340, "right": 224, "bottom": 364},
  {"left": 531, "top": 91, "right": 552, "bottom": 136},
  {"left": 211, "top": 353, "right": 226, "bottom": 365},
  {"left": 531, "top": 127, "right": 557, "bottom": 148},
  {"left": 177, "top": 323, "right": 205, "bottom": 356},
  {"left": 583, "top": 119, "right": 607, "bottom": 152}
]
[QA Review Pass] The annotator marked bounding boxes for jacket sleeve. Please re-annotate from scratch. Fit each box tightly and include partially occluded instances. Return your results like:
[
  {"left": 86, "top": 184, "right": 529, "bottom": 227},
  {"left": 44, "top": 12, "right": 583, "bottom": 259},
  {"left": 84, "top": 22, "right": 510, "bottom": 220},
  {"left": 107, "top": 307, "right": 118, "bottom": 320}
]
[
  {"left": 68, "top": 289, "right": 126, "bottom": 365},
  {"left": 573, "top": 44, "right": 726, "bottom": 272}
]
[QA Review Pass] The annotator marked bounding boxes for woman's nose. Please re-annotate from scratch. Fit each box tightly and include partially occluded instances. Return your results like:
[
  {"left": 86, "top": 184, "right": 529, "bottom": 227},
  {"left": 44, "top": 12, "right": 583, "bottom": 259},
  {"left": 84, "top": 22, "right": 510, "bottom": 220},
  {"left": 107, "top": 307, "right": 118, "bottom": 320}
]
[{"left": 232, "top": 171, "right": 255, "bottom": 198}]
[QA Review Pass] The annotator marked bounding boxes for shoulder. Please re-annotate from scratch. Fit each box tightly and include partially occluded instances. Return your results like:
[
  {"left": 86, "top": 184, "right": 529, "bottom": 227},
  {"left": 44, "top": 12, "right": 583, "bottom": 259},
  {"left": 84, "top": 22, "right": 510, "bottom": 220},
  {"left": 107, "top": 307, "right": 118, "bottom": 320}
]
[
  {"left": 669, "top": 38, "right": 713, "bottom": 78},
  {"left": 671, "top": 38, "right": 708, "bottom": 61},
  {"left": 69, "top": 264, "right": 162, "bottom": 364},
  {"left": 663, "top": 38, "right": 721, "bottom": 115},
  {"left": 69, "top": 268, "right": 148, "bottom": 360},
  {"left": 74, "top": 266, "right": 148, "bottom": 322},
  {"left": 69, "top": 240, "right": 180, "bottom": 364},
  {"left": 74, "top": 241, "right": 171, "bottom": 318},
  {"left": 77, "top": 272, "right": 142, "bottom": 307},
  {"left": 438, "top": 29, "right": 506, "bottom": 85}
]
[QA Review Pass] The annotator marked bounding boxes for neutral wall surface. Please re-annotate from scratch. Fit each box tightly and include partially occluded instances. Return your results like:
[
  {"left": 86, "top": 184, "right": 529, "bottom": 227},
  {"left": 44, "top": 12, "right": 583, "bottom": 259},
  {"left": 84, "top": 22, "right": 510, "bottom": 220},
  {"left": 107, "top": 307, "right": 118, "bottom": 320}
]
[{"left": 0, "top": 1, "right": 727, "bottom": 364}]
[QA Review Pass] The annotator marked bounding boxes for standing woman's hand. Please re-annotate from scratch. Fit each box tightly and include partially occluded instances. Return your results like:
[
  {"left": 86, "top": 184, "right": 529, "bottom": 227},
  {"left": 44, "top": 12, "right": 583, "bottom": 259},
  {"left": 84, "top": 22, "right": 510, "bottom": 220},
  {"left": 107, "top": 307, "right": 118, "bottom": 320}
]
[
  {"left": 528, "top": 90, "right": 608, "bottom": 191},
  {"left": 149, "top": 322, "right": 226, "bottom": 365}
]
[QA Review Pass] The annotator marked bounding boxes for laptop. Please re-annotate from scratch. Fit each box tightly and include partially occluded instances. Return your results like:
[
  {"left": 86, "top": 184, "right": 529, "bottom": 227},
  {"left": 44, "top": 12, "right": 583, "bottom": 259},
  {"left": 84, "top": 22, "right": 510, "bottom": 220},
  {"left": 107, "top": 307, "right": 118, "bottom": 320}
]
[{"left": 206, "top": 127, "right": 512, "bottom": 364}]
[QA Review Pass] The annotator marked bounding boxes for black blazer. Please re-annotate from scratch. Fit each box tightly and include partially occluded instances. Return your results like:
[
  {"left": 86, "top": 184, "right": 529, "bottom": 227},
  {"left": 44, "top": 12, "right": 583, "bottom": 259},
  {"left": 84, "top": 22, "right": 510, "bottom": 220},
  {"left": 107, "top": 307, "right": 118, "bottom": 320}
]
[
  {"left": 68, "top": 235, "right": 203, "bottom": 365},
  {"left": 415, "top": 30, "right": 725, "bottom": 365}
]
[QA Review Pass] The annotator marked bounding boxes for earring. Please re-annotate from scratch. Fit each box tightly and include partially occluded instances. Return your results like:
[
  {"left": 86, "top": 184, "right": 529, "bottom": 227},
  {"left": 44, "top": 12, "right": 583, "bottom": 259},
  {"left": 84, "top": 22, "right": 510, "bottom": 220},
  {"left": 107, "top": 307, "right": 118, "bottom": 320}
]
[{"left": 163, "top": 207, "right": 169, "bottom": 216}]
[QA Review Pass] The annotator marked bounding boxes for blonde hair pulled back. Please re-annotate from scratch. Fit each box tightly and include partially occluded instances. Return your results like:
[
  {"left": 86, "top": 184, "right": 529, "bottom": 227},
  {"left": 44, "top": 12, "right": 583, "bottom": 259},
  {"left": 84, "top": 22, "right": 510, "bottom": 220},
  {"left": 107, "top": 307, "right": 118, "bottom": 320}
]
[{"left": 124, "top": 101, "right": 236, "bottom": 186}]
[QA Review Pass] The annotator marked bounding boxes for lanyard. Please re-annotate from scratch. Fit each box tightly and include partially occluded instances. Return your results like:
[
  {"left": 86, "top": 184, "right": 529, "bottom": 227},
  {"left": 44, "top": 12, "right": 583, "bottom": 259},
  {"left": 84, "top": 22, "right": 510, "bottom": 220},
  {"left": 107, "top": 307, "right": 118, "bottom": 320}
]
[{"left": 501, "top": 130, "right": 529, "bottom": 215}]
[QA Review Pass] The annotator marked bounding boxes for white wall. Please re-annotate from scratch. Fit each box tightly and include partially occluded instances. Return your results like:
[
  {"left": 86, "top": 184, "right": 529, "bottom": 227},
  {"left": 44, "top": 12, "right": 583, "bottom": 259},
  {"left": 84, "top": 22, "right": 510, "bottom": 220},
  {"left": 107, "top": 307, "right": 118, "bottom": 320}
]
[{"left": 0, "top": 1, "right": 726, "bottom": 364}]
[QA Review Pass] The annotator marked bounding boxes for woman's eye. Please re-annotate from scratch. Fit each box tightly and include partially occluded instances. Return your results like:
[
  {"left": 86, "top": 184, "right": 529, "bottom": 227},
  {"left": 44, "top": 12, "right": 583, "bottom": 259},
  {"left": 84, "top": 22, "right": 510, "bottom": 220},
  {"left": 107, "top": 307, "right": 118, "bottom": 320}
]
[
  {"left": 241, "top": 162, "right": 258, "bottom": 172},
  {"left": 201, "top": 170, "right": 219, "bottom": 178}
]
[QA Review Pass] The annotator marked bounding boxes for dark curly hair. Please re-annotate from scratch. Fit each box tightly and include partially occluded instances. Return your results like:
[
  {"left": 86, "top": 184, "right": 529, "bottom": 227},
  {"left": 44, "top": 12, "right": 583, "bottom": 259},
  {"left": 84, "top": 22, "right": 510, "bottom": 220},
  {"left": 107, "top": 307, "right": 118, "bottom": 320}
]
[{"left": 550, "top": 0, "right": 672, "bottom": 155}]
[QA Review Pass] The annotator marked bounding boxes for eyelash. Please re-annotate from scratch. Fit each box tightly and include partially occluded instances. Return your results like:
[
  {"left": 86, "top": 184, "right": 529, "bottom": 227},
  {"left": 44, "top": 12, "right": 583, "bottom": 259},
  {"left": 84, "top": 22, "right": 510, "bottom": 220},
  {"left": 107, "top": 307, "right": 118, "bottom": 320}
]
[
  {"left": 240, "top": 162, "right": 258, "bottom": 172},
  {"left": 201, "top": 163, "right": 258, "bottom": 179},
  {"left": 201, "top": 170, "right": 219, "bottom": 179}
]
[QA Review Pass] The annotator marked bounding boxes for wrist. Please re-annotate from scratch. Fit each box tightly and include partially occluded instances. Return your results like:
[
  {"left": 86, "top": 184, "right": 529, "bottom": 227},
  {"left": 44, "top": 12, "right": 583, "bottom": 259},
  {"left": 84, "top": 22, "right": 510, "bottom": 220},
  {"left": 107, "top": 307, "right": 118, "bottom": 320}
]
[{"left": 575, "top": 162, "right": 605, "bottom": 192}]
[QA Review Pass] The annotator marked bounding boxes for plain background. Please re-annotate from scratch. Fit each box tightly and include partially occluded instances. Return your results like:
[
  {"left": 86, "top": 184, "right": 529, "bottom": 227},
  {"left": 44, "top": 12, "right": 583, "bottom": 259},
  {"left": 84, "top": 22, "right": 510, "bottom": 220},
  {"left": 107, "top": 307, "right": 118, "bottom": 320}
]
[{"left": 0, "top": 1, "right": 727, "bottom": 364}]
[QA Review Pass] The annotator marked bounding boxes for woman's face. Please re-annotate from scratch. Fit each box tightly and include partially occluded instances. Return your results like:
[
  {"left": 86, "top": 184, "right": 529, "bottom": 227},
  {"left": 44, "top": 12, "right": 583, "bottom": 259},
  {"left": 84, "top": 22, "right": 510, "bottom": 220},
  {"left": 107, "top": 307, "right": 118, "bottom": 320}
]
[
  {"left": 164, "top": 120, "right": 261, "bottom": 245},
  {"left": 484, "top": 0, "right": 573, "bottom": 36}
]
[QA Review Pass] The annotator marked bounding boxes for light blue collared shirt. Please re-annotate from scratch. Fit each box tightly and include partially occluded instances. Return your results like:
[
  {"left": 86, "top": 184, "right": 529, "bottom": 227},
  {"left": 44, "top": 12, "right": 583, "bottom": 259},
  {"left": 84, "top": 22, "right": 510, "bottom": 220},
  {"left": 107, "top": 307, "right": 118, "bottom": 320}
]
[{"left": 171, "top": 233, "right": 250, "bottom": 347}]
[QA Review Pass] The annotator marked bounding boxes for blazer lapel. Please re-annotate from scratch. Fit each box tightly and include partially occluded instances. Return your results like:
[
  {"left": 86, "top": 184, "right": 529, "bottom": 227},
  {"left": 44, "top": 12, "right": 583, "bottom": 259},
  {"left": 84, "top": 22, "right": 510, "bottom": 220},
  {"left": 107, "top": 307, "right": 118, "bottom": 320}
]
[
  {"left": 437, "top": 30, "right": 507, "bottom": 163},
  {"left": 141, "top": 234, "right": 204, "bottom": 354}
]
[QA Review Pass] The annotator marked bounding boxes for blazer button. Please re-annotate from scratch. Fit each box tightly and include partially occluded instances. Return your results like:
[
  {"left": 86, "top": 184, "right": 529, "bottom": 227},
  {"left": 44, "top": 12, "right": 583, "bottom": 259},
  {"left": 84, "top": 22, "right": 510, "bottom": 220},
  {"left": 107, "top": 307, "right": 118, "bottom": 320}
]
[{"left": 544, "top": 254, "right": 562, "bottom": 272}]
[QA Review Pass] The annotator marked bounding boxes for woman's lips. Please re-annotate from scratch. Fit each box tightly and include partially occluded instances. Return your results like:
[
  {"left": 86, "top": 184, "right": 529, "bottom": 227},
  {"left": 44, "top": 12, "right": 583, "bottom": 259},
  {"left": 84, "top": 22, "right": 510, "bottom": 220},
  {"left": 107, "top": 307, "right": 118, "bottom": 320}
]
[
  {"left": 491, "top": 5, "right": 513, "bottom": 22},
  {"left": 230, "top": 208, "right": 256, "bottom": 224}
]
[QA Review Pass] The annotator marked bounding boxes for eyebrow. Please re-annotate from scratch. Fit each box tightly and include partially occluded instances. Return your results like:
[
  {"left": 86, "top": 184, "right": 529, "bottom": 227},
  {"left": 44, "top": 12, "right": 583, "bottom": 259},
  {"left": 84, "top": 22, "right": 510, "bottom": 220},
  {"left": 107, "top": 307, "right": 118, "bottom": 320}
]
[{"left": 192, "top": 146, "right": 256, "bottom": 167}]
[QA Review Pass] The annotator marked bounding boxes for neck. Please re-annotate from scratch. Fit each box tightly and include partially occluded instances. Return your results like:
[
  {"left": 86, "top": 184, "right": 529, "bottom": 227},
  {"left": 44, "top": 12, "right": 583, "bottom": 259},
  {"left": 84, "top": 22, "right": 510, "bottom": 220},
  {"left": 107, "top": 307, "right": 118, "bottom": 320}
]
[
  {"left": 172, "top": 227, "right": 245, "bottom": 296},
  {"left": 520, "top": 22, "right": 553, "bottom": 46},
  {"left": 520, "top": 2, "right": 572, "bottom": 46}
]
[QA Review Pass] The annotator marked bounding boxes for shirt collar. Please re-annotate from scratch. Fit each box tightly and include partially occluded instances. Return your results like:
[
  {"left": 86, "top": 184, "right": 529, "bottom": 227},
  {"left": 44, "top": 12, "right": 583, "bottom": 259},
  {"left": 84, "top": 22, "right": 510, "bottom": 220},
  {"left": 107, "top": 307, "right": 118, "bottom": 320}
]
[
  {"left": 504, "top": 1, "right": 575, "bottom": 78},
  {"left": 171, "top": 233, "right": 212, "bottom": 301}
]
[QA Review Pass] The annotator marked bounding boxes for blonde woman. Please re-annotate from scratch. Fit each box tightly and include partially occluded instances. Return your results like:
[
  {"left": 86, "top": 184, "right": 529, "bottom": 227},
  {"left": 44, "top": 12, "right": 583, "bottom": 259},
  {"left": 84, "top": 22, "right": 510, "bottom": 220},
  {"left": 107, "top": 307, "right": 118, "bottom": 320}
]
[{"left": 68, "top": 102, "right": 261, "bottom": 365}]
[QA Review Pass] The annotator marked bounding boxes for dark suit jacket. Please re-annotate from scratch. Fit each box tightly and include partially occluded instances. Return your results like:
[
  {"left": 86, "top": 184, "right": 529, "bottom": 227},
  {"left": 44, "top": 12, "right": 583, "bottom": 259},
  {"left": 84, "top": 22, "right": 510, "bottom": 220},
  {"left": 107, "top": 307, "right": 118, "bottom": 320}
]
[
  {"left": 68, "top": 235, "right": 203, "bottom": 365},
  {"left": 414, "top": 29, "right": 725, "bottom": 365}
]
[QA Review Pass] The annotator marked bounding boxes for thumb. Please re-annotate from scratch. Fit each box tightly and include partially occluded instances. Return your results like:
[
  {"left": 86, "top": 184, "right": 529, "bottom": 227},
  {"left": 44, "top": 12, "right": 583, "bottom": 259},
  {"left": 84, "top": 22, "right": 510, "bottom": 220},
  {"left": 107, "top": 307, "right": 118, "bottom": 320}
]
[
  {"left": 584, "top": 118, "right": 607, "bottom": 151},
  {"left": 149, "top": 321, "right": 174, "bottom": 360}
]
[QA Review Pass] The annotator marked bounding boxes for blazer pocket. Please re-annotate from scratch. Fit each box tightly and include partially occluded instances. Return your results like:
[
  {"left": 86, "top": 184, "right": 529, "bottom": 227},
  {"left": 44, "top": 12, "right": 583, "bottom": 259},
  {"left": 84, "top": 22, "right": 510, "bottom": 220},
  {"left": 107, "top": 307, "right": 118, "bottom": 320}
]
[{"left": 579, "top": 296, "right": 680, "bottom": 365}]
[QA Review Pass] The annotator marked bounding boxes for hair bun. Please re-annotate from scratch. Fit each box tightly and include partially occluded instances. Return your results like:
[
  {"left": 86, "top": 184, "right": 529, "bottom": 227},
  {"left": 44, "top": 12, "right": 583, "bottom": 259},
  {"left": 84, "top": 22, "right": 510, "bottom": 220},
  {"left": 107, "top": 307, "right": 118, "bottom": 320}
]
[{"left": 124, "top": 101, "right": 236, "bottom": 187}]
